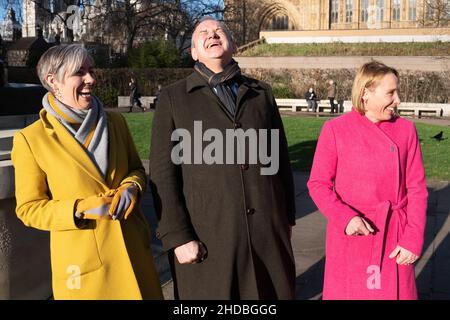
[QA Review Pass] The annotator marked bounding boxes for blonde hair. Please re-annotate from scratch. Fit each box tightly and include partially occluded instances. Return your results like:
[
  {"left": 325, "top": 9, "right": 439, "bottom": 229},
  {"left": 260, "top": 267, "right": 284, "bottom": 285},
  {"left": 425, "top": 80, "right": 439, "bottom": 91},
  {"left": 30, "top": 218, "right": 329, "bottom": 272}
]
[
  {"left": 37, "top": 44, "right": 93, "bottom": 92},
  {"left": 352, "top": 61, "right": 399, "bottom": 114}
]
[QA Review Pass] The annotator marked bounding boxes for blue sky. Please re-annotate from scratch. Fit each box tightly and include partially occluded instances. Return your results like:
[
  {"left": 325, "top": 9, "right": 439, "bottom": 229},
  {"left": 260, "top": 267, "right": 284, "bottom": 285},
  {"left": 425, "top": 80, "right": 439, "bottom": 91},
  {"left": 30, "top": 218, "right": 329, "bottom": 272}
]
[
  {"left": 1, "top": 7, "right": 7, "bottom": 21},
  {"left": 1, "top": 1, "right": 22, "bottom": 24}
]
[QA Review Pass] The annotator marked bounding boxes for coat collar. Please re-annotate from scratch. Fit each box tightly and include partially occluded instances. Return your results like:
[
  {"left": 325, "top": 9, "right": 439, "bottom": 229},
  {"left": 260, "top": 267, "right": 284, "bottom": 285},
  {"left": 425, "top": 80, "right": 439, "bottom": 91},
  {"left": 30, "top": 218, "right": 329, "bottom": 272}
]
[
  {"left": 40, "top": 108, "right": 108, "bottom": 187},
  {"left": 350, "top": 107, "right": 399, "bottom": 146},
  {"left": 350, "top": 107, "right": 398, "bottom": 129},
  {"left": 186, "top": 70, "right": 261, "bottom": 93},
  {"left": 186, "top": 70, "right": 261, "bottom": 122}
]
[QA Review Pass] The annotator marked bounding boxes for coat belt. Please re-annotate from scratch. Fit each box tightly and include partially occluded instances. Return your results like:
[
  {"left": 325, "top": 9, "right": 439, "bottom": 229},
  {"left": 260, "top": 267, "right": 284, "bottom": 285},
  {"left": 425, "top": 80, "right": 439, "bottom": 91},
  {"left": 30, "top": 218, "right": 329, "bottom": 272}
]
[{"left": 352, "top": 197, "right": 408, "bottom": 270}]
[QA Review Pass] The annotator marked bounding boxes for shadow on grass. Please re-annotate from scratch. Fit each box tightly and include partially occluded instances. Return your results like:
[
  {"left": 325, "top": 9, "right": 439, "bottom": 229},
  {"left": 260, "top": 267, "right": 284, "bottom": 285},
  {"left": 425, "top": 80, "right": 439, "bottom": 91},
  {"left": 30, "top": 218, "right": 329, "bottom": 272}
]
[{"left": 288, "top": 140, "right": 318, "bottom": 172}]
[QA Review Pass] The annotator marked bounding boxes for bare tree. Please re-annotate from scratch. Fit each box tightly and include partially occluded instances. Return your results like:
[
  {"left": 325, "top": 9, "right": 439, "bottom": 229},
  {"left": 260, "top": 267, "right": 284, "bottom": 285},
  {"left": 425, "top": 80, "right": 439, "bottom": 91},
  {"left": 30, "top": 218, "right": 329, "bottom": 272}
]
[
  {"left": 223, "top": 0, "right": 248, "bottom": 46},
  {"left": 421, "top": 0, "right": 450, "bottom": 27},
  {"left": 84, "top": 0, "right": 221, "bottom": 54},
  {"left": 163, "top": 0, "right": 223, "bottom": 53},
  {"left": 2, "top": 0, "right": 225, "bottom": 54}
]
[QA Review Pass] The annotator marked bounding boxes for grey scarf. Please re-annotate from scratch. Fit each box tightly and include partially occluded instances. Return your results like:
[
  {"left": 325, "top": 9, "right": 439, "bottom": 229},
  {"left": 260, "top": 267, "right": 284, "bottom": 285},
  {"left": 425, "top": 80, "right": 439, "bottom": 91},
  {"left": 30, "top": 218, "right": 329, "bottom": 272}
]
[
  {"left": 42, "top": 92, "right": 109, "bottom": 178},
  {"left": 194, "top": 59, "right": 242, "bottom": 116}
]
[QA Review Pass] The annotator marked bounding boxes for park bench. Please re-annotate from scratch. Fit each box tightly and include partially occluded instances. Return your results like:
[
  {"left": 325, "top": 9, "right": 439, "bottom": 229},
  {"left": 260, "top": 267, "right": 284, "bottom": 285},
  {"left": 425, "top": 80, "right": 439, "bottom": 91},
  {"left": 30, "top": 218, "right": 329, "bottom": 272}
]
[
  {"left": 117, "top": 96, "right": 156, "bottom": 109},
  {"left": 275, "top": 98, "right": 309, "bottom": 112},
  {"left": 397, "top": 103, "right": 442, "bottom": 118},
  {"left": 116, "top": 96, "right": 448, "bottom": 117},
  {"left": 275, "top": 98, "right": 339, "bottom": 113}
]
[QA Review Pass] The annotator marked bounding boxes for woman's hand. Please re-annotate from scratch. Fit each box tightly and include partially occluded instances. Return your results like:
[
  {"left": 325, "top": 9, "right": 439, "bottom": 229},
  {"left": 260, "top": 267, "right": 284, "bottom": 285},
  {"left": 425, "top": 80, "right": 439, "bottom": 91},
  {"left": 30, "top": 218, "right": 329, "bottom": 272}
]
[
  {"left": 345, "top": 216, "right": 375, "bottom": 236},
  {"left": 75, "top": 195, "right": 113, "bottom": 220},
  {"left": 109, "top": 182, "right": 140, "bottom": 220},
  {"left": 389, "top": 245, "right": 419, "bottom": 265}
]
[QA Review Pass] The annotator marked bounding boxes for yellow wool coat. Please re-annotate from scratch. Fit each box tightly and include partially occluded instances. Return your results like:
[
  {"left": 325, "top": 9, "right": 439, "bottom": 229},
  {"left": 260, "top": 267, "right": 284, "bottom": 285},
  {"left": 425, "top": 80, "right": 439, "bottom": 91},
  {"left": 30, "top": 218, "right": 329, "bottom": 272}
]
[{"left": 11, "top": 108, "right": 163, "bottom": 300}]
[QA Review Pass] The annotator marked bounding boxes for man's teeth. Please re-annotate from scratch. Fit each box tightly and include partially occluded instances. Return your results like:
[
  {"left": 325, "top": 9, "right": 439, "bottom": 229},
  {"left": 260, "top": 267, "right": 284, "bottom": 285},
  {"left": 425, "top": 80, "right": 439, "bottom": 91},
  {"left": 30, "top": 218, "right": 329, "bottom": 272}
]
[{"left": 387, "top": 107, "right": 394, "bottom": 111}]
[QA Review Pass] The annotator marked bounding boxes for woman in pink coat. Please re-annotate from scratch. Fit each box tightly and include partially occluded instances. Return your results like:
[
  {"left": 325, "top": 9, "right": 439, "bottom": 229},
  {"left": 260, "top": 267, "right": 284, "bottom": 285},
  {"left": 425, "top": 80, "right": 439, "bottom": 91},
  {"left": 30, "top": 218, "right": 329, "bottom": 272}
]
[{"left": 307, "top": 61, "right": 428, "bottom": 300}]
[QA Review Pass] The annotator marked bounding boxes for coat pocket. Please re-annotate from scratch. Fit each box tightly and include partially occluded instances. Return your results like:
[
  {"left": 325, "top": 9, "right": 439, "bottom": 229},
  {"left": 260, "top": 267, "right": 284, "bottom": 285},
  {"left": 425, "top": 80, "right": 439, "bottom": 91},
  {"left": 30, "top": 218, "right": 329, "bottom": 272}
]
[{"left": 50, "top": 229, "right": 103, "bottom": 280}]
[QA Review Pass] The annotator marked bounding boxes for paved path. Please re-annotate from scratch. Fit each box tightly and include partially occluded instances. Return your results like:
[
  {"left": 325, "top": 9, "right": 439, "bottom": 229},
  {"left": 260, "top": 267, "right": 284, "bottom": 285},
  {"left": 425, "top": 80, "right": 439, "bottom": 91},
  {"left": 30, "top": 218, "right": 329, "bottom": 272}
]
[
  {"left": 141, "top": 160, "right": 450, "bottom": 300},
  {"left": 235, "top": 56, "right": 450, "bottom": 72}
]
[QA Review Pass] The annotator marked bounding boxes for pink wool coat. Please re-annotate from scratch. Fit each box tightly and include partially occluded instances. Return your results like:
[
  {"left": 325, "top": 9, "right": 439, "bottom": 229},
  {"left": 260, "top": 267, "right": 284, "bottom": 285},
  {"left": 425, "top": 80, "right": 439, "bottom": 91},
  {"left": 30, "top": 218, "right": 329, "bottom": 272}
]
[{"left": 307, "top": 109, "right": 428, "bottom": 300}]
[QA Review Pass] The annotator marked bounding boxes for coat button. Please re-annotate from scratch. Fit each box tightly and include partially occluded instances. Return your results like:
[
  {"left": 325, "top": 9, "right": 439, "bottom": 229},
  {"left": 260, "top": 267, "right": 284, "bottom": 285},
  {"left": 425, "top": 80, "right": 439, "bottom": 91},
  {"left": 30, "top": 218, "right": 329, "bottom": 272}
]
[
  {"left": 390, "top": 146, "right": 395, "bottom": 152},
  {"left": 234, "top": 122, "right": 242, "bottom": 129},
  {"left": 246, "top": 208, "right": 255, "bottom": 215},
  {"left": 241, "top": 164, "right": 249, "bottom": 171}
]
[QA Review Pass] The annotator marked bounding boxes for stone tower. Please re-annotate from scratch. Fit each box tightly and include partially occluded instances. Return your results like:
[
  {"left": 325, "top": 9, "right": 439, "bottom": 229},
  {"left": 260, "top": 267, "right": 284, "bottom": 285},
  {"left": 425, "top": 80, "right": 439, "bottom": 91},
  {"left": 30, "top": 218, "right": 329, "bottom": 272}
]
[
  {"left": 1, "top": 8, "right": 22, "bottom": 41},
  {"left": 22, "top": 0, "right": 46, "bottom": 37}
]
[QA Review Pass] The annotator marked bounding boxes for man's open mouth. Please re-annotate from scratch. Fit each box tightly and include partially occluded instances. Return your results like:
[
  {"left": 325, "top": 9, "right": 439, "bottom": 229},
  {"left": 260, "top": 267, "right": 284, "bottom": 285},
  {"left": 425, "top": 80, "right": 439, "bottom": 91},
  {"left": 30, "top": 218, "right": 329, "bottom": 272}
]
[{"left": 206, "top": 42, "right": 221, "bottom": 49}]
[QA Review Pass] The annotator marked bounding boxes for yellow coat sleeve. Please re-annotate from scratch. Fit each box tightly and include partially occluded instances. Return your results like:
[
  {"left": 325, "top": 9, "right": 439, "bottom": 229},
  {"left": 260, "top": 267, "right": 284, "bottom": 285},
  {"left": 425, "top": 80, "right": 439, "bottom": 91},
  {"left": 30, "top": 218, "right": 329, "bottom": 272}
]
[{"left": 11, "top": 132, "right": 82, "bottom": 231}]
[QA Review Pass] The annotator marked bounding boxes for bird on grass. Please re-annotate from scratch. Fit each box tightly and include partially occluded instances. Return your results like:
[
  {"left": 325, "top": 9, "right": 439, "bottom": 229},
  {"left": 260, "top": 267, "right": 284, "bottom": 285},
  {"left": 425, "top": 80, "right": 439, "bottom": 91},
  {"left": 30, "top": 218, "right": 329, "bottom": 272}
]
[{"left": 431, "top": 131, "right": 445, "bottom": 141}]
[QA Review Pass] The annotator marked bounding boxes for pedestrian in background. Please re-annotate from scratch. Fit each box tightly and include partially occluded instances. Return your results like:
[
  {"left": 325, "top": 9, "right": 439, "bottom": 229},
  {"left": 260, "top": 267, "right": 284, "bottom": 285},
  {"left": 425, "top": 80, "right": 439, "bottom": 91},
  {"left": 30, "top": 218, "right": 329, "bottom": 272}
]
[
  {"left": 129, "top": 76, "right": 146, "bottom": 112},
  {"left": 305, "top": 87, "right": 318, "bottom": 112},
  {"left": 327, "top": 80, "right": 337, "bottom": 113}
]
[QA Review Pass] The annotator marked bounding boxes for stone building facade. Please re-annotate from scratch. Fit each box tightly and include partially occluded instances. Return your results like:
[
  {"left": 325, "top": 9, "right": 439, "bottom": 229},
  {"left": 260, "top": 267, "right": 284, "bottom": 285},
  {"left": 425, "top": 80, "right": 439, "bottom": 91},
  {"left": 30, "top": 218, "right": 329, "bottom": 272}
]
[
  {"left": 22, "top": 0, "right": 103, "bottom": 43},
  {"left": 0, "top": 8, "right": 22, "bottom": 42},
  {"left": 225, "top": 0, "right": 450, "bottom": 45}
]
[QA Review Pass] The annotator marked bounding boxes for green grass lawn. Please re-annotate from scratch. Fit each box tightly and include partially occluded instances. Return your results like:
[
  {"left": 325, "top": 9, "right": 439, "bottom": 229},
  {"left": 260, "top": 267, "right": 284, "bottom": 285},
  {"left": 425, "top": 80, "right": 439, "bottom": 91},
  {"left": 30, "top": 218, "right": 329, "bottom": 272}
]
[
  {"left": 123, "top": 112, "right": 154, "bottom": 161},
  {"left": 239, "top": 42, "right": 450, "bottom": 57},
  {"left": 124, "top": 112, "right": 450, "bottom": 181}
]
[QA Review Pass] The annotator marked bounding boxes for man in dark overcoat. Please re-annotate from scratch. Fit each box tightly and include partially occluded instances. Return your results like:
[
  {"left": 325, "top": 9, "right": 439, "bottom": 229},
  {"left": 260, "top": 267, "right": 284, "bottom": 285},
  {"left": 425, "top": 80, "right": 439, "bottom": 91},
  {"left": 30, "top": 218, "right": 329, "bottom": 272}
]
[{"left": 149, "top": 17, "right": 296, "bottom": 299}]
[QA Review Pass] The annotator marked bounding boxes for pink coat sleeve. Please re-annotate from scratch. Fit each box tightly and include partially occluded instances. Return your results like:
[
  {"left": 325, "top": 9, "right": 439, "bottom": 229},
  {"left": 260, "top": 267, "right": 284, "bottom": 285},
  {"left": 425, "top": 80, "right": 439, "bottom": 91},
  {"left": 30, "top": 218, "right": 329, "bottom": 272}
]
[
  {"left": 307, "top": 121, "right": 359, "bottom": 233},
  {"left": 398, "top": 124, "right": 428, "bottom": 256}
]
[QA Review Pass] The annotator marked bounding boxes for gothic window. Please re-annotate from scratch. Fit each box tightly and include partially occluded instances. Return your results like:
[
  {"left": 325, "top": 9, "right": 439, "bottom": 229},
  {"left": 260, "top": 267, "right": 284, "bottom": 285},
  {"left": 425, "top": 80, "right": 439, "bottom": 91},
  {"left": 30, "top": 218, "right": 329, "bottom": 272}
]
[
  {"left": 376, "top": 0, "right": 384, "bottom": 21},
  {"left": 331, "top": 0, "right": 339, "bottom": 23},
  {"left": 361, "top": 0, "right": 369, "bottom": 22},
  {"left": 393, "top": 0, "right": 401, "bottom": 21},
  {"left": 345, "top": 0, "right": 353, "bottom": 22},
  {"left": 409, "top": 0, "right": 417, "bottom": 21},
  {"left": 272, "top": 15, "right": 289, "bottom": 30}
]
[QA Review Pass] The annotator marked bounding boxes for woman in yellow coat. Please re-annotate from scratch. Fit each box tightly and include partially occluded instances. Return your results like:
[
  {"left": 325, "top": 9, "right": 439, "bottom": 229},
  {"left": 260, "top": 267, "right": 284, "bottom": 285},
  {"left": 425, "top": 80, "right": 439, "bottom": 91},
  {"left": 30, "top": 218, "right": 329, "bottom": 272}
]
[{"left": 11, "top": 44, "right": 163, "bottom": 300}]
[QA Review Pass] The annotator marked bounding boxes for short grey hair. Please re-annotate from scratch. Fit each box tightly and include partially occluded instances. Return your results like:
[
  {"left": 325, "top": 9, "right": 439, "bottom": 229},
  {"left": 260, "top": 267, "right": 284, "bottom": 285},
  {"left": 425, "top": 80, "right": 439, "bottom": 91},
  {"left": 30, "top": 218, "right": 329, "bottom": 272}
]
[
  {"left": 37, "top": 44, "right": 93, "bottom": 92},
  {"left": 191, "top": 16, "right": 235, "bottom": 49}
]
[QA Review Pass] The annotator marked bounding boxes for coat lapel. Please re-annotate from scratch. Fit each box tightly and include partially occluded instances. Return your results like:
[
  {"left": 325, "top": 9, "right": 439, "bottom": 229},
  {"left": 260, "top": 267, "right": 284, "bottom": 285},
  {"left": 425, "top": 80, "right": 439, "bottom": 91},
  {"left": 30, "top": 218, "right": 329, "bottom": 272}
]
[
  {"left": 351, "top": 109, "right": 401, "bottom": 202},
  {"left": 186, "top": 71, "right": 234, "bottom": 122},
  {"left": 351, "top": 109, "right": 397, "bottom": 146},
  {"left": 235, "top": 77, "right": 260, "bottom": 119},
  {"left": 41, "top": 109, "right": 107, "bottom": 187},
  {"left": 186, "top": 71, "right": 260, "bottom": 123}
]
